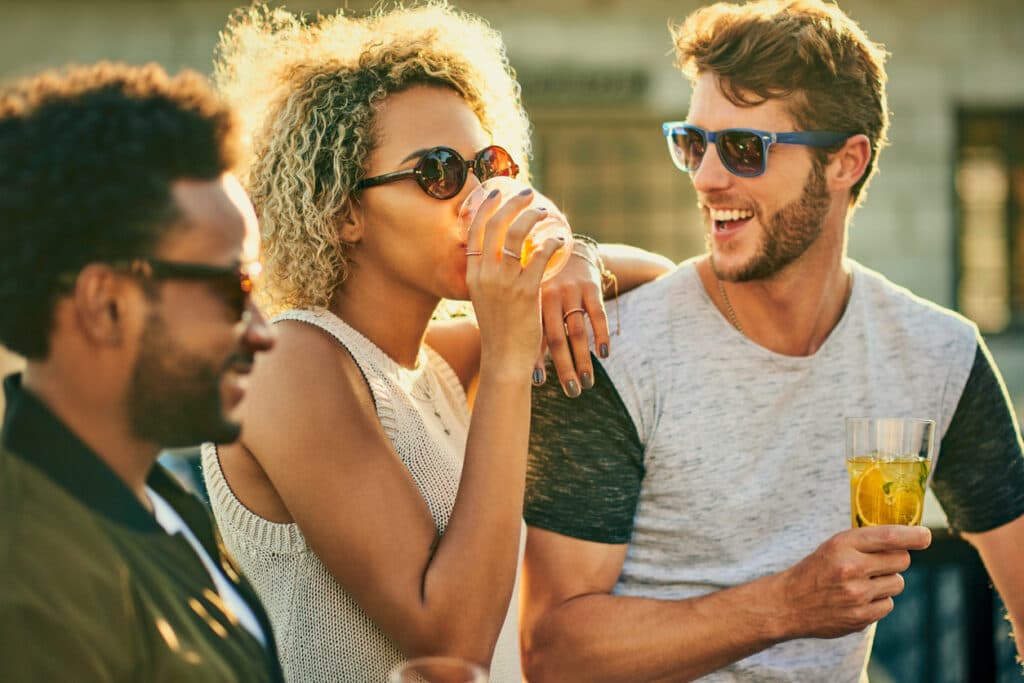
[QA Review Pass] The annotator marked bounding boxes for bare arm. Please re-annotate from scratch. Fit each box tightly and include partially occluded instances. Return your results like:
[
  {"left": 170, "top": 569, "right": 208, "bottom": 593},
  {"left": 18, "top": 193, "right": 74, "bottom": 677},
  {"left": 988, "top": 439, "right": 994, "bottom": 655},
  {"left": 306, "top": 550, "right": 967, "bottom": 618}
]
[
  {"left": 521, "top": 525, "right": 931, "bottom": 683},
  {"left": 964, "top": 514, "right": 1024, "bottom": 663},
  {"left": 227, "top": 194, "right": 562, "bottom": 667},
  {"left": 598, "top": 242, "right": 675, "bottom": 295}
]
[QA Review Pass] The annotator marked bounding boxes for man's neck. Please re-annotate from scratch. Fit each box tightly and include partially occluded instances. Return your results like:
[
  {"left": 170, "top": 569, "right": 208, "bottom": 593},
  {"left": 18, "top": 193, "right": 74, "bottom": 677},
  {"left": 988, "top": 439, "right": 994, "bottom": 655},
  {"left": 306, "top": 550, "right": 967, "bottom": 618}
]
[
  {"left": 22, "top": 364, "right": 159, "bottom": 511},
  {"left": 699, "top": 249, "right": 853, "bottom": 358}
]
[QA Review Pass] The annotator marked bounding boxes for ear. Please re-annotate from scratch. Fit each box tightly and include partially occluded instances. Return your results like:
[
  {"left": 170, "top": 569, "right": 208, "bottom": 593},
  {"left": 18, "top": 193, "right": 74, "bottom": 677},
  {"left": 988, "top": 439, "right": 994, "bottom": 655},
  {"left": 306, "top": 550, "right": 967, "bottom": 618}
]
[
  {"left": 826, "top": 133, "right": 871, "bottom": 194},
  {"left": 71, "top": 264, "right": 131, "bottom": 347},
  {"left": 337, "top": 202, "right": 365, "bottom": 243}
]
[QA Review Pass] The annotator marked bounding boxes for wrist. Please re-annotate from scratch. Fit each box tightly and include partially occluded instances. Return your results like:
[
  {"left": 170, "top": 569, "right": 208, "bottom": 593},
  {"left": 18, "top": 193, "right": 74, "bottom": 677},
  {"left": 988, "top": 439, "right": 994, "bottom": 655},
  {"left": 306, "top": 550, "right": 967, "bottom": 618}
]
[{"left": 756, "top": 571, "right": 796, "bottom": 643}]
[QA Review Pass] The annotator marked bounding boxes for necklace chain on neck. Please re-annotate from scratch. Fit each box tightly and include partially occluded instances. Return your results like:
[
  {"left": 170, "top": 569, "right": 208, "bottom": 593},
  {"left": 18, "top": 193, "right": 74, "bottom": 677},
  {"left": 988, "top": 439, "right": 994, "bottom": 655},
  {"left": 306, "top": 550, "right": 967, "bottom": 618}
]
[
  {"left": 716, "top": 271, "right": 854, "bottom": 339},
  {"left": 717, "top": 278, "right": 744, "bottom": 335}
]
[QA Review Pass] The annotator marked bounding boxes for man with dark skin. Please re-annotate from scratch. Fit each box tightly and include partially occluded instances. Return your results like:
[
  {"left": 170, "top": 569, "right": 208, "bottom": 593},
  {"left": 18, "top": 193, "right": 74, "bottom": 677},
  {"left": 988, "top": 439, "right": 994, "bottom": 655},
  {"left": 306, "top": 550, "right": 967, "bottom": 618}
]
[{"left": 0, "top": 62, "right": 282, "bottom": 681}]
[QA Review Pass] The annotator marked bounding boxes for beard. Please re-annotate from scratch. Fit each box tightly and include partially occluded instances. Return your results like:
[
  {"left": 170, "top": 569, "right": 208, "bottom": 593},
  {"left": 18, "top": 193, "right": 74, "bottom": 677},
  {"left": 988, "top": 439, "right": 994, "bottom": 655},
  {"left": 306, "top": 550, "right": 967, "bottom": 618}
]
[
  {"left": 126, "top": 312, "right": 243, "bottom": 448},
  {"left": 710, "top": 160, "right": 831, "bottom": 283}
]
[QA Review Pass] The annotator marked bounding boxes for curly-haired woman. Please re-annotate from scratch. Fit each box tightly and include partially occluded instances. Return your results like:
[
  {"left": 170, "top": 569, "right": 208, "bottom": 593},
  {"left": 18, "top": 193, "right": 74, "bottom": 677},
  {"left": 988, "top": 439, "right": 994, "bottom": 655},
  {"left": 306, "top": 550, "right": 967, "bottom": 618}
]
[{"left": 201, "top": 4, "right": 672, "bottom": 681}]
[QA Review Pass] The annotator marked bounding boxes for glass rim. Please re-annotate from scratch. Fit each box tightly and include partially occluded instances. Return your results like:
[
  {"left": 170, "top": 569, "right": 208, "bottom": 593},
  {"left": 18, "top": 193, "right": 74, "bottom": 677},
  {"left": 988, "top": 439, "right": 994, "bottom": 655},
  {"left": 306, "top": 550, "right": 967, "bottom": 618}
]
[
  {"left": 389, "top": 655, "right": 487, "bottom": 680},
  {"left": 844, "top": 417, "right": 936, "bottom": 427}
]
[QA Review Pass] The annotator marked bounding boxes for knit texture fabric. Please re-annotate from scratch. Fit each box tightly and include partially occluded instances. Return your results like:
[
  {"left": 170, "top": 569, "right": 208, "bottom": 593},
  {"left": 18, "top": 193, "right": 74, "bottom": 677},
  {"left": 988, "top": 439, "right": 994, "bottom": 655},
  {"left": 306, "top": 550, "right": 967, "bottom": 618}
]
[{"left": 203, "top": 308, "right": 523, "bottom": 682}]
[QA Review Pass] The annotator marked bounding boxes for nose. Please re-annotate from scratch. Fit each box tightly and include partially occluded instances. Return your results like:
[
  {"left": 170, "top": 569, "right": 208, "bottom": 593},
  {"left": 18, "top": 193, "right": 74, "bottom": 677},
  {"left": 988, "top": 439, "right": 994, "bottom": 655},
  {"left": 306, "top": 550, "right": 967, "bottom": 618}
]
[
  {"left": 457, "top": 166, "right": 484, "bottom": 203},
  {"left": 240, "top": 300, "right": 276, "bottom": 353},
  {"left": 690, "top": 142, "right": 733, "bottom": 195}
]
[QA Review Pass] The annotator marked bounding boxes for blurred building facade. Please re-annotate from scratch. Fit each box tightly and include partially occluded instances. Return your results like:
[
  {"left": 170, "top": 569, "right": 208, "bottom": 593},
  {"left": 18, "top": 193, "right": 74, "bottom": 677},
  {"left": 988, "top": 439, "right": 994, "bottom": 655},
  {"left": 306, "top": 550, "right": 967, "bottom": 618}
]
[{"left": 1, "top": 0, "right": 1021, "bottom": 416}]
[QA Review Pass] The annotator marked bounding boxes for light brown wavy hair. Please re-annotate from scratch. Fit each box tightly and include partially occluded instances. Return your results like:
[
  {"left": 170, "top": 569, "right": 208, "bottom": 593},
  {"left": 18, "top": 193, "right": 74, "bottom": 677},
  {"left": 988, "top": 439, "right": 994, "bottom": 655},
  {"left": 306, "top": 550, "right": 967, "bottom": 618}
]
[
  {"left": 215, "top": 2, "right": 530, "bottom": 313},
  {"left": 672, "top": 0, "right": 889, "bottom": 208}
]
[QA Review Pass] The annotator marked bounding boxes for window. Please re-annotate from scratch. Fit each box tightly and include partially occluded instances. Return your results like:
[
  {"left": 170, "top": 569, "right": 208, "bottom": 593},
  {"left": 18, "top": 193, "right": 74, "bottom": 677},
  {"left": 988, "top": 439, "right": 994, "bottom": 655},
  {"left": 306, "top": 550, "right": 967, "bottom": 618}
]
[
  {"left": 530, "top": 111, "right": 705, "bottom": 263},
  {"left": 955, "top": 109, "right": 1024, "bottom": 333}
]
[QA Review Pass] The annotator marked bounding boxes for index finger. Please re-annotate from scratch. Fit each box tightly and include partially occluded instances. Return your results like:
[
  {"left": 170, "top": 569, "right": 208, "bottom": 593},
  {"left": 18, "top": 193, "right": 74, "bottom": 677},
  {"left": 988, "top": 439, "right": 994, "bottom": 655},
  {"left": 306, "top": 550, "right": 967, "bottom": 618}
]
[
  {"left": 850, "top": 525, "right": 932, "bottom": 553},
  {"left": 465, "top": 187, "right": 502, "bottom": 256}
]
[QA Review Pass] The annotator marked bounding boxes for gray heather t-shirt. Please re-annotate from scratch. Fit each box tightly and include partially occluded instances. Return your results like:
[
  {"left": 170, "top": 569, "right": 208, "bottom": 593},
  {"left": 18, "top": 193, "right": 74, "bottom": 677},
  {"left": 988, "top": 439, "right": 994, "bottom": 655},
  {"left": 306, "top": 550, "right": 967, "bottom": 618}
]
[{"left": 526, "top": 258, "right": 1024, "bottom": 682}]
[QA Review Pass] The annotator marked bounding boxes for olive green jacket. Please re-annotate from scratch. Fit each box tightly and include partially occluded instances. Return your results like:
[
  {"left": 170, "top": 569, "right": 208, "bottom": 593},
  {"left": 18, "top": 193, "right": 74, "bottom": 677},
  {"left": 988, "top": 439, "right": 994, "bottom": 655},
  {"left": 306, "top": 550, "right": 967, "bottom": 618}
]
[{"left": 0, "top": 375, "right": 284, "bottom": 682}]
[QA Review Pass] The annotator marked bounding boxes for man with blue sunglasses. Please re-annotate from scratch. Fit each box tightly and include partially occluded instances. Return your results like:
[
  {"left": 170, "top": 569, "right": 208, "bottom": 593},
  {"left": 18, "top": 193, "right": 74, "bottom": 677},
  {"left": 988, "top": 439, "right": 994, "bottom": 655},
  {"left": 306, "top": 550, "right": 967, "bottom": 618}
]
[{"left": 521, "top": 1, "right": 1024, "bottom": 681}]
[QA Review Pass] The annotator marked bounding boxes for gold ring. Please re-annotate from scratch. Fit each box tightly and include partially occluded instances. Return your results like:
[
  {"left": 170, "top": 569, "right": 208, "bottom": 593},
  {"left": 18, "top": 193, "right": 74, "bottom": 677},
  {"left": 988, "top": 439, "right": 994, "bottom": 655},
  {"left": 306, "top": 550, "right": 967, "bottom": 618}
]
[
  {"left": 501, "top": 247, "right": 521, "bottom": 260},
  {"left": 561, "top": 307, "right": 586, "bottom": 322},
  {"left": 465, "top": 250, "right": 483, "bottom": 256}
]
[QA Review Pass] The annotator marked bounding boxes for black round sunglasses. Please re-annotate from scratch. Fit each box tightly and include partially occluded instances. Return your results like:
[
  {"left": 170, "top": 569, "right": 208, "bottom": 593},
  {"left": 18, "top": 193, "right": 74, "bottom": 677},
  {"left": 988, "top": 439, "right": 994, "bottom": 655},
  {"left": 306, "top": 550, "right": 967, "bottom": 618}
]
[{"left": 357, "top": 145, "right": 520, "bottom": 200}]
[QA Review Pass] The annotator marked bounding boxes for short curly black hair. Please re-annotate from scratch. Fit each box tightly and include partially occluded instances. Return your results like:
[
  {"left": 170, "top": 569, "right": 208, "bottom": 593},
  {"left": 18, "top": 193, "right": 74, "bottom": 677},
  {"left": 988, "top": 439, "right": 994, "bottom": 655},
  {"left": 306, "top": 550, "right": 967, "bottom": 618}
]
[{"left": 0, "top": 61, "right": 239, "bottom": 359}]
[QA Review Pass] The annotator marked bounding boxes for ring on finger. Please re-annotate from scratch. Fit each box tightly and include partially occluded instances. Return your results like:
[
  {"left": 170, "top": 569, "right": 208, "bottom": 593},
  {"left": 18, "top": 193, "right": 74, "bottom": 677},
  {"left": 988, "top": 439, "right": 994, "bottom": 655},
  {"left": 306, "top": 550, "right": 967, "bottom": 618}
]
[
  {"left": 561, "top": 307, "right": 586, "bottom": 322},
  {"left": 465, "top": 250, "right": 483, "bottom": 256},
  {"left": 501, "top": 246, "right": 521, "bottom": 261}
]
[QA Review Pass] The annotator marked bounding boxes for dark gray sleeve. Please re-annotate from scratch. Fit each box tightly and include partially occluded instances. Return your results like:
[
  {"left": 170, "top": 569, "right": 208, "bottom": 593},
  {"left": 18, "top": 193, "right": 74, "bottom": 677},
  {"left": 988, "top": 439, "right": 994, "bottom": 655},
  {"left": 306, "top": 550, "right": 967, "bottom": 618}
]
[
  {"left": 524, "top": 356, "right": 645, "bottom": 544},
  {"left": 931, "top": 337, "right": 1024, "bottom": 533}
]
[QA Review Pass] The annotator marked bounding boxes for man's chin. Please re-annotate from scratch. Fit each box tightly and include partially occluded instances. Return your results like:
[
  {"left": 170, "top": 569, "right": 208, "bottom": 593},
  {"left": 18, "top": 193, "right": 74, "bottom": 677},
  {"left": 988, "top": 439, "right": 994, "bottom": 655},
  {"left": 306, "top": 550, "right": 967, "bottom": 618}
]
[{"left": 161, "top": 419, "right": 242, "bottom": 449}]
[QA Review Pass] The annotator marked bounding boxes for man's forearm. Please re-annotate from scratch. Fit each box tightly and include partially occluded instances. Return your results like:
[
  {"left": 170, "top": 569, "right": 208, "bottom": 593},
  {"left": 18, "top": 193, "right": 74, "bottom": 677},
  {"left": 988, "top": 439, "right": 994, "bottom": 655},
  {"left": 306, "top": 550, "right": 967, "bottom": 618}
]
[{"left": 524, "top": 574, "right": 785, "bottom": 683}]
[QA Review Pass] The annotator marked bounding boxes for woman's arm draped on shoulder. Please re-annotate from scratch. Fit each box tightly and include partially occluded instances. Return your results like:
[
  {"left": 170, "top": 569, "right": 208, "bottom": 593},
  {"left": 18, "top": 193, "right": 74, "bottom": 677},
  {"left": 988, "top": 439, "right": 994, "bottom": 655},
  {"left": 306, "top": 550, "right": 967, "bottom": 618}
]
[
  {"left": 537, "top": 240, "right": 674, "bottom": 396},
  {"left": 598, "top": 243, "right": 675, "bottom": 295}
]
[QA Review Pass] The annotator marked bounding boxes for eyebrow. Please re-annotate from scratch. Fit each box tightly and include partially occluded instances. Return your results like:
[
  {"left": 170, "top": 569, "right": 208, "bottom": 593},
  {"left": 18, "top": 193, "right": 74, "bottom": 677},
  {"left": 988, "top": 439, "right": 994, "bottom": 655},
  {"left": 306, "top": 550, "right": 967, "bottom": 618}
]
[{"left": 400, "top": 148, "right": 434, "bottom": 164}]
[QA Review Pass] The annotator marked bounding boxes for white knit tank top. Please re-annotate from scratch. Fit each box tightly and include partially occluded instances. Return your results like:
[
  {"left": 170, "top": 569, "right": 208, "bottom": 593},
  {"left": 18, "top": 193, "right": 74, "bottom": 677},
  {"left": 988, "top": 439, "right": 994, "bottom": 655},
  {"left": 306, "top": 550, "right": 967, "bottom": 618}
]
[{"left": 202, "top": 308, "right": 524, "bottom": 682}]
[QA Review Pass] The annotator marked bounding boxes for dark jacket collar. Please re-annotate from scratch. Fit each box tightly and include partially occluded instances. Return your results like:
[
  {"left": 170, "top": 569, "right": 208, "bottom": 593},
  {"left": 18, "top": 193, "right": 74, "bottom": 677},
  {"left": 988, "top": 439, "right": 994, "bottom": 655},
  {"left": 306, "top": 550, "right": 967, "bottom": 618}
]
[{"left": 2, "top": 373, "right": 165, "bottom": 532}]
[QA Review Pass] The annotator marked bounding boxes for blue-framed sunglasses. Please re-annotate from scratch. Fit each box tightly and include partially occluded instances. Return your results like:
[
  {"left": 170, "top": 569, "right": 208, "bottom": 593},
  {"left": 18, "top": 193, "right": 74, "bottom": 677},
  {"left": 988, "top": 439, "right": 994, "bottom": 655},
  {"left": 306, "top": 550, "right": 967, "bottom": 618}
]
[{"left": 661, "top": 122, "right": 852, "bottom": 178}]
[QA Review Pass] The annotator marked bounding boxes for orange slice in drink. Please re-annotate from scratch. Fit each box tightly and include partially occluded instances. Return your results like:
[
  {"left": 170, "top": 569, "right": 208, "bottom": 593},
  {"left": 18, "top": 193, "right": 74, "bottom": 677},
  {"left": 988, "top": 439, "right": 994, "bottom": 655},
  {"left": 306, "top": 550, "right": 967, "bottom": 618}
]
[{"left": 854, "top": 464, "right": 923, "bottom": 526}]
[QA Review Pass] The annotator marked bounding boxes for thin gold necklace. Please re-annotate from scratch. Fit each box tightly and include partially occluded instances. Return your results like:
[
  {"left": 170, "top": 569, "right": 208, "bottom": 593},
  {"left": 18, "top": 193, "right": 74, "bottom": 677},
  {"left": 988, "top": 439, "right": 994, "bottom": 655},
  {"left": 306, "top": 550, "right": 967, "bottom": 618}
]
[
  {"left": 717, "top": 278, "right": 744, "bottom": 335},
  {"left": 716, "top": 272, "right": 853, "bottom": 338}
]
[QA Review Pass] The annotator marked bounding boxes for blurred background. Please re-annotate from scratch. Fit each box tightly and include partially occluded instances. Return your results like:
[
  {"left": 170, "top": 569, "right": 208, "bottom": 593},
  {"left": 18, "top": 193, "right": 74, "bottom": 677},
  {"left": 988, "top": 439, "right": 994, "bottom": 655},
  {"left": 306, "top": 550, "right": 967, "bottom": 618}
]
[{"left": 1, "top": 1, "right": 1021, "bottom": 680}]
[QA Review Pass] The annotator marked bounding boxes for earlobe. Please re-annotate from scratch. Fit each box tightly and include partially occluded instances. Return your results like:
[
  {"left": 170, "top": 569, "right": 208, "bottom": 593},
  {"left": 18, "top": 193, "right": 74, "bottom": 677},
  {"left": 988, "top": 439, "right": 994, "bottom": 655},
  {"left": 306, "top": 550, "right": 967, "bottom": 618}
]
[{"left": 829, "top": 133, "right": 871, "bottom": 192}]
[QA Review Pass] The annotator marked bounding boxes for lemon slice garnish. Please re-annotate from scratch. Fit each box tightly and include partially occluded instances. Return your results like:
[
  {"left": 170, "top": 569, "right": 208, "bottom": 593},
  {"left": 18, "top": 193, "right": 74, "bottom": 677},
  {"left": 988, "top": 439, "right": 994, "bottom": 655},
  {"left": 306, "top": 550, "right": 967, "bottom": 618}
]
[{"left": 854, "top": 463, "right": 923, "bottom": 526}]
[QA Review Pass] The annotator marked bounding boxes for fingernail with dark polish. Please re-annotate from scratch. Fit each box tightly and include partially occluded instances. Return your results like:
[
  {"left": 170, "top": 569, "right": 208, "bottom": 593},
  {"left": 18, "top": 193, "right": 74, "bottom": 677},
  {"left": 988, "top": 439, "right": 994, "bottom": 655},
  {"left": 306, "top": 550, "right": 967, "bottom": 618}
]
[
  {"left": 581, "top": 371, "right": 594, "bottom": 390},
  {"left": 532, "top": 368, "right": 545, "bottom": 385},
  {"left": 488, "top": 188, "right": 501, "bottom": 199},
  {"left": 599, "top": 343, "right": 610, "bottom": 358},
  {"left": 565, "top": 380, "right": 580, "bottom": 398},
  {"left": 518, "top": 187, "right": 534, "bottom": 196}
]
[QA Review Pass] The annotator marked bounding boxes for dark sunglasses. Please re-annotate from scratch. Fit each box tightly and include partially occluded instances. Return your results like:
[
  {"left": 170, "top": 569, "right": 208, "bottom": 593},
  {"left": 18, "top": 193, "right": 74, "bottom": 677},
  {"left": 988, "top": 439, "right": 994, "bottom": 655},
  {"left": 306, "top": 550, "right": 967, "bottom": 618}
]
[
  {"left": 120, "top": 258, "right": 260, "bottom": 319},
  {"left": 357, "top": 145, "right": 520, "bottom": 199},
  {"left": 661, "top": 122, "right": 852, "bottom": 178}
]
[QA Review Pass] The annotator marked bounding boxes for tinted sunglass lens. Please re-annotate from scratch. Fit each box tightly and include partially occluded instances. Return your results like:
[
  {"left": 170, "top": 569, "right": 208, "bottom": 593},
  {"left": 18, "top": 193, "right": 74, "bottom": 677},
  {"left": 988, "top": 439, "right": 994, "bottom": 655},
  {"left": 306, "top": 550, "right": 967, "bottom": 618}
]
[
  {"left": 419, "top": 149, "right": 466, "bottom": 199},
  {"left": 476, "top": 146, "right": 517, "bottom": 181},
  {"left": 719, "top": 131, "right": 765, "bottom": 177},
  {"left": 671, "top": 129, "right": 706, "bottom": 172}
]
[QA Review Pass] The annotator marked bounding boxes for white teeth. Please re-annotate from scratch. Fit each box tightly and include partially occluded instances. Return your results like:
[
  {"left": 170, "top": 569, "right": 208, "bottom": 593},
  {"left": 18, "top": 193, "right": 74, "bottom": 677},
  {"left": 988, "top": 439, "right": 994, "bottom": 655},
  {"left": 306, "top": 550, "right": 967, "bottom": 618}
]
[{"left": 709, "top": 208, "right": 754, "bottom": 222}]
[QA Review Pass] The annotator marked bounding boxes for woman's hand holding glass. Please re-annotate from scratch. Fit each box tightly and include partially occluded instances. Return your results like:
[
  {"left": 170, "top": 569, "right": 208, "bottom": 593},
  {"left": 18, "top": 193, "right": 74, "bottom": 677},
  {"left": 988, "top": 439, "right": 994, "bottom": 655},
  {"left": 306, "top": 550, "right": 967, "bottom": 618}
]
[
  {"left": 464, "top": 186, "right": 566, "bottom": 376},
  {"left": 461, "top": 177, "right": 612, "bottom": 396}
]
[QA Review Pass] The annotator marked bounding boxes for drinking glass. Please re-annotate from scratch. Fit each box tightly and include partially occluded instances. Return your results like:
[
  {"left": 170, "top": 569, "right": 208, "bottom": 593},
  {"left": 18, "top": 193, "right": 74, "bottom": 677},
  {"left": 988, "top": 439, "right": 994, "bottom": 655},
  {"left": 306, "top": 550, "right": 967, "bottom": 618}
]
[
  {"left": 845, "top": 417, "right": 935, "bottom": 527},
  {"left": 459, "top": 176, "right": 573, "bottom": 281},
  {"left": 388, "top": 657, "right": 488, "bottom": 683}
]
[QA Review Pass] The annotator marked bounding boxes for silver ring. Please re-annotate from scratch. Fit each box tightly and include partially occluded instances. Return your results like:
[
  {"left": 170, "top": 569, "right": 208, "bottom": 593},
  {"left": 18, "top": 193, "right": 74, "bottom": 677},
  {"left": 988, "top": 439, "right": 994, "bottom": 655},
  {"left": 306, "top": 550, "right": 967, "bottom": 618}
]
[
  {"left": 465, "top": 250, "right": 483, "bottom": 256},
  {"left": 501, "top": 247, "right": 521, "bottom": 261},
  {"left": 561, "top": 307, "right": 586, "bottom": 322}
]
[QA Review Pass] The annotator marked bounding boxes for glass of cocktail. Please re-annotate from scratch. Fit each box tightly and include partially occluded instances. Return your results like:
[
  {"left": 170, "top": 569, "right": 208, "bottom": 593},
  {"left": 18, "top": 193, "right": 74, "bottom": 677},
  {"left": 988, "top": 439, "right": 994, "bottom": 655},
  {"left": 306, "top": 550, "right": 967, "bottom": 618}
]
[
  {"left": 845, "top": 417, "right": 935, "bottom": 527},
  {"left": 458, "top": 175, "right": 573, "bottom": 281}
]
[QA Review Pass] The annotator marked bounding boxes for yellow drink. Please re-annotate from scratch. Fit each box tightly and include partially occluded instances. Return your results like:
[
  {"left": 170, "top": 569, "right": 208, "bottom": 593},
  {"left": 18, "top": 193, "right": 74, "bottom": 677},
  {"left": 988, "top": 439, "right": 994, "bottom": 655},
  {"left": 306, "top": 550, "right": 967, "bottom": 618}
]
[
  {"left": 846, "top": 455, "right": 930, "bottom": 527},
  {"left": 522, "top": 221, "right": 572, "bottom": 279}
]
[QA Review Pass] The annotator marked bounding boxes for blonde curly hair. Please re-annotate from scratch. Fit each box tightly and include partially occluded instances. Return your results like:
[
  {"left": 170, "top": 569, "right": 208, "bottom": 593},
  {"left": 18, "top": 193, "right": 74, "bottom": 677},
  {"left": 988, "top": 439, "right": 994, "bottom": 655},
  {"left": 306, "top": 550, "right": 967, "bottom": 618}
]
[{"left": 215, "top": 2, "right": 531, "bottom": 313}]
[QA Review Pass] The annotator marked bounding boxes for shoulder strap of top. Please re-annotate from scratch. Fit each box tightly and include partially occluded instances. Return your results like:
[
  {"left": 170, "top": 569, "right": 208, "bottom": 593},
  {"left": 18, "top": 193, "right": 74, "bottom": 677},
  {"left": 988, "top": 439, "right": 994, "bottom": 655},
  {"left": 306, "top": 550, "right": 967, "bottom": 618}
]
[{"left": 272, "top": 309, "right": 398, "bottom": 435}]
